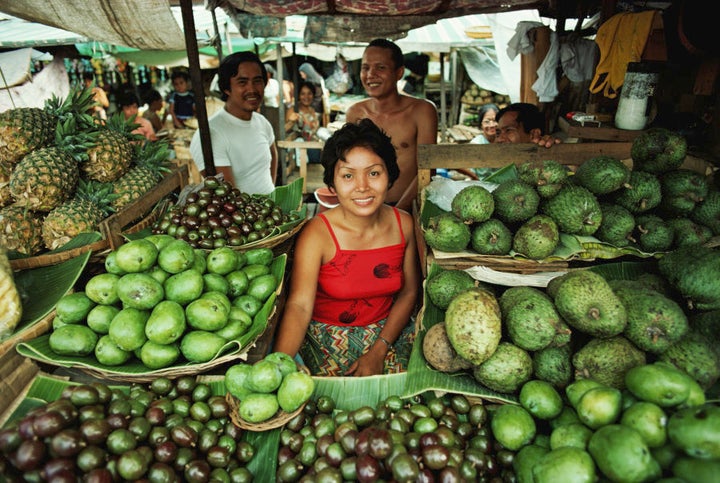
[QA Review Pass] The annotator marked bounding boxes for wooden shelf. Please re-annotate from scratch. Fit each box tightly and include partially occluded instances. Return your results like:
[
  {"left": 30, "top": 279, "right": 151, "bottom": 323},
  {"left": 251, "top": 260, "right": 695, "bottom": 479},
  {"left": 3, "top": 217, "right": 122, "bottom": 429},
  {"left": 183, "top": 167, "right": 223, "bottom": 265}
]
[{"left": 558, "top": 116, "right": 644, "bottom": 142}]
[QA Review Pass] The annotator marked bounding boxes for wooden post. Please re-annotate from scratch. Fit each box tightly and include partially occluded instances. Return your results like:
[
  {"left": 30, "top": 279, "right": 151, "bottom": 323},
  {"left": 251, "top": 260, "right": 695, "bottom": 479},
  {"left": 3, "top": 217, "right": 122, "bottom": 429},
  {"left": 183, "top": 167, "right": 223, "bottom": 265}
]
[{"left": 180, "top": 0, "right": 215, "bottom": 175}]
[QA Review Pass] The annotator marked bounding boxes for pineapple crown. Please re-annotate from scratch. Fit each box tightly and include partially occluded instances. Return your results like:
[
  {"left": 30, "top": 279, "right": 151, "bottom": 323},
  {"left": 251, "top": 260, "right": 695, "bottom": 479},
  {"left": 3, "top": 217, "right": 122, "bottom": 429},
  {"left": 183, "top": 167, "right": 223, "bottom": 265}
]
[
  {"left": 133, "top": 140, "right": 173, "bottom": 176},
  {"left": 103, "top": 112, "right": 144, "bottom": 142},
  {"left": 52, "top": 117, "right": 99, "bottom": 163},
  {"left": 44, "top": 86, "right": 97, "bottom": 129},
  {"left": 74, "top": 178, "right": 118, "bottom": 216}
]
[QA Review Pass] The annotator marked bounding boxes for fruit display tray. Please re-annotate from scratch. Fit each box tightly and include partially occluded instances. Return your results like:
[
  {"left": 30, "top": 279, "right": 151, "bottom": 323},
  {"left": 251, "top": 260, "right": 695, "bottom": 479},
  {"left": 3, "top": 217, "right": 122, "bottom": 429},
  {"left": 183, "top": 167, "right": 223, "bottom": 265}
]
[{"left": 15, "top": 254, "right": 287, "bottom": 383}]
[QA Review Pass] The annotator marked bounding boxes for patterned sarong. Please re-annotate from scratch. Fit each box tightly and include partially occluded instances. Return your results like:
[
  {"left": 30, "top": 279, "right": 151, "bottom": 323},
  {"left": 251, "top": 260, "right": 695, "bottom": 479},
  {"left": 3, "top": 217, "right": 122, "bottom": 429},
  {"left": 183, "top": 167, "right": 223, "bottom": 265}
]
[{"left": 299, "top": 318, "right": 415, "bottom": 376}]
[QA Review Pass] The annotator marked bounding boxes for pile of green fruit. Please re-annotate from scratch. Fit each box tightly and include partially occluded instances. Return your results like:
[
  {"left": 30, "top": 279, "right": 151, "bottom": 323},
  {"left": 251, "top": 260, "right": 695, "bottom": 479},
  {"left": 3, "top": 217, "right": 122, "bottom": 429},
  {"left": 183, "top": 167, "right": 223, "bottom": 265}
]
[
  {"left": 273, "top": 391, "right": 520, "bottom": 482},
  {"left": 422, "top": 265, "right": 720, "bottom": 397},
  {"left": 152, "top": 176, "right": 302, "bottom": 249},
  {"left": 225, "top": 352, "right": 315, "bottom": 424},
  {"left": 0, "top": 376, "right": 257, "bottom": 482},
  {"left": 423, "top": 128, "right": 720, "bottom": 259},
  {"left": 48, "top": 235, "right": 280, "bottom": 369},
  {"left": 505, "top": 363, "right": 719, "bottom": 482}
]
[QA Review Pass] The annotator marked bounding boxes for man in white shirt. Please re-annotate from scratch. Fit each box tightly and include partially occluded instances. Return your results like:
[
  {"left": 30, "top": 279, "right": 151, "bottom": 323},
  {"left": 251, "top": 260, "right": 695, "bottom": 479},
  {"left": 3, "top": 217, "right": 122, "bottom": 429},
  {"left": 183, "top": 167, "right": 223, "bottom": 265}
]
[{"left": 190, "top": 52, "right": 278, "bottom": 195}]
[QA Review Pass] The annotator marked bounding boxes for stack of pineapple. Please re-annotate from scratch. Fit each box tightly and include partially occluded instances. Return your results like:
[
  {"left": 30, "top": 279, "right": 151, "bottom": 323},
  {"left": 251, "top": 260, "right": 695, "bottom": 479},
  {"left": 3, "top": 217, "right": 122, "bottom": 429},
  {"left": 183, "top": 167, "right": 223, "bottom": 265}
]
[{"left": 0, "top": 86, "right": 172, "bottom": 255}]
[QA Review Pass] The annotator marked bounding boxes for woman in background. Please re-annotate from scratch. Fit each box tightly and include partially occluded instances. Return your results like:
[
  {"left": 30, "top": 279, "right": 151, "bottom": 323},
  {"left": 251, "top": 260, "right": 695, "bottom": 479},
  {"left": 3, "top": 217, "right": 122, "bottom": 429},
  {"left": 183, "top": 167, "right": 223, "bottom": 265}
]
[
  {"left": 469, "top": 103, "right": 499, "bottom": 144},
  {"left": 286, "top": 81, "right": 323, "bottom": 164},
  {"left": 299, "top": 62, "right": 330, "bottom": 126}
]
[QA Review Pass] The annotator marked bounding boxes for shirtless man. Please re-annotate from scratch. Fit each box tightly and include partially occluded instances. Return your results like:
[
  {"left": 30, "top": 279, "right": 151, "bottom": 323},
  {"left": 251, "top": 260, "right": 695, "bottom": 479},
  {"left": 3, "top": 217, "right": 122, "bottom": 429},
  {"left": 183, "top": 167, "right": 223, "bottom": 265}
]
[{"left": 346, "top": 39, "right": 438, "bottom": 212}]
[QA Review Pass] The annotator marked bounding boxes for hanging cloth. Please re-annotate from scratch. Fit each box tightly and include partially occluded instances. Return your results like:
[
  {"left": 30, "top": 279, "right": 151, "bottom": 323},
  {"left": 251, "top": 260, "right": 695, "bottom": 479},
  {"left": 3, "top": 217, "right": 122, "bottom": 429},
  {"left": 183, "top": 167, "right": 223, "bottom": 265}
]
[{"left": 589, "top": 10, "right": 658, "bottom": 98}]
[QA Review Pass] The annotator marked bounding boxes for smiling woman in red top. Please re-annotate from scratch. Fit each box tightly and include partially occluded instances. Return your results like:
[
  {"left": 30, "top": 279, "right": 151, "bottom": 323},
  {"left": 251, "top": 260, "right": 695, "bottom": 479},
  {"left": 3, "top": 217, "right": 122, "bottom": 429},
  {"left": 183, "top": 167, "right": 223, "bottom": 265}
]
[{"left": 273, "top": 118, "right": 420, "bottom": 376}]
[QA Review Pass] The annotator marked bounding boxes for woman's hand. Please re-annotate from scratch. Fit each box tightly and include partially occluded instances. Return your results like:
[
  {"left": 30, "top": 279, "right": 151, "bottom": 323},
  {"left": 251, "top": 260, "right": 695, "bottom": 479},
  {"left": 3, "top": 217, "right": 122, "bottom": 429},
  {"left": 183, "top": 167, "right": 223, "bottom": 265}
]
[{"left": 344, "top": 344, "right": 387, "bottom": 377}]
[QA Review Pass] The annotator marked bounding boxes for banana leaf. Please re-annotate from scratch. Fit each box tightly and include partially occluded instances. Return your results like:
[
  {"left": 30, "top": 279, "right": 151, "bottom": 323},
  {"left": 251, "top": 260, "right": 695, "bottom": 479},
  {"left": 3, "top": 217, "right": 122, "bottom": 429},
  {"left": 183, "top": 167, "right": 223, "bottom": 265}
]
[
  {"left": 6, "top": 232, "right": 103, "bottom": 260},
  {"left": 1, "top": 247, "right": 93, "bottom": 345},
  {"left": 16, "top": 255, "right": 286, "bottom": 380}
]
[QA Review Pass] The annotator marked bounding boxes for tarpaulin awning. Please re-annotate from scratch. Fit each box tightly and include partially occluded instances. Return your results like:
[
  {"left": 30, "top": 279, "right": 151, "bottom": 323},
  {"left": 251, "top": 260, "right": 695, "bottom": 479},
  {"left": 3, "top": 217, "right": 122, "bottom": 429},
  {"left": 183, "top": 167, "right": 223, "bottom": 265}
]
[
  {"left": 0, "top": 0, "right": 185, "bottom": 51},
  {"left": 0, "top": 13, "right": 89, "bottom": 48}
]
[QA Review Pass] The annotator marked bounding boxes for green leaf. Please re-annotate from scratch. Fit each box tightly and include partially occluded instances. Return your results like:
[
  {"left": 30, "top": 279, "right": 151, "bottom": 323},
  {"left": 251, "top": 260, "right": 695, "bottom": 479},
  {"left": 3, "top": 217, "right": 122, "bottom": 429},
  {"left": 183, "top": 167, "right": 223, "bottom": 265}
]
[
  {"left": 3, "top": 250, "right": 93, "bottom": 344},
  {"left": 269, "top": 177, "right": 304, "bottom": 213},
  {"left": 311, "top": 373, "right": 409, "bottom": 411}
]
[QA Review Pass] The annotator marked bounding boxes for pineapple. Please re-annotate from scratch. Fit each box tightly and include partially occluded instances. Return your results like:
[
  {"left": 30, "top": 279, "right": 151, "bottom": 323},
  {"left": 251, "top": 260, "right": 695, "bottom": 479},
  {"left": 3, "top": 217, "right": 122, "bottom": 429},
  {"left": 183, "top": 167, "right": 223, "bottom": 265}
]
[
  {"left": 9, "top": 117, "right": 97, "bottom": 211},
  {"left": 0, "top": 203, "right": 44, "bottom": 255},
  {"left": 112, "top": 140, "right": 172, "bottom": 210},
  {"left": 0, "top": 247, "right": 22, "bottom": 339},
  {"left": 0, "top": 87, "right": 95, "bottom": 166},
  {"left": 0, "top": 162, "right": 12, "bottom": 208},
  {"left": 42, "top": 178, "right": 117, "bottom": 251},
  {"left": 83, "top": 112, "right": 140, "bottom": 183}
]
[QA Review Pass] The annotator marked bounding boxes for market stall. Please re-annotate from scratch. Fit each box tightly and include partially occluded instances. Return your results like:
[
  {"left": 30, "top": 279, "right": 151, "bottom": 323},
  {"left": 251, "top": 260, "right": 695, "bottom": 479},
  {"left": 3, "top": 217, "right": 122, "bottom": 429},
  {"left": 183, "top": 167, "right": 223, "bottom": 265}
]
[{"left": 1, "top": 1, "right": 720, "bottom": 482}]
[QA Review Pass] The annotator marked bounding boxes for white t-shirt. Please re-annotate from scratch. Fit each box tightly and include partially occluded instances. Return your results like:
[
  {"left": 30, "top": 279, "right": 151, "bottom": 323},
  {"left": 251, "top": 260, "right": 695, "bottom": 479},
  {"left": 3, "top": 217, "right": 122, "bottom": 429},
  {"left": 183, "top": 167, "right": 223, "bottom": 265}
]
[
  {"left": 469, "top": 134, "right": 490, "bottom": 144},
  {"left": 190, "top": 109, "right": 276, "bottom": 195},
  {"left": 263, "top": 78, "right": 281, "bottom": 108}
]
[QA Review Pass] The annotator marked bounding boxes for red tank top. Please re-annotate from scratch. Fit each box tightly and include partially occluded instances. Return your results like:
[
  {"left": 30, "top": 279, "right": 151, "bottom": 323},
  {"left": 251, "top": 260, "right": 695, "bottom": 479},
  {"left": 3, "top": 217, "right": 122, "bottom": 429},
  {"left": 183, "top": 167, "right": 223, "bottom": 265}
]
[{"left": 312, "top": 208, "right": 406, "bottom": 326}]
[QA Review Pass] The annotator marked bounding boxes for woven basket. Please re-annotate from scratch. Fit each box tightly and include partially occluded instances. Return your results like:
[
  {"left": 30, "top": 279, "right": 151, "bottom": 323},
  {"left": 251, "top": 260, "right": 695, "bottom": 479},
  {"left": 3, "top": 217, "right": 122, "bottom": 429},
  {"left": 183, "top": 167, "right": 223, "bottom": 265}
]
[{"left": 226, "top": 365, "right": 311, "bottom": 431}]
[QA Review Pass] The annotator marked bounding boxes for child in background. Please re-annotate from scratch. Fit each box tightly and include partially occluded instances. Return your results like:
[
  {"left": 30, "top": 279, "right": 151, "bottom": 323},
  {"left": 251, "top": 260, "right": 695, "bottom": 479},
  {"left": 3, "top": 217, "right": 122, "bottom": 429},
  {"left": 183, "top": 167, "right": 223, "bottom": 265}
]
[
  {"left": 117, "top": 90, "right": 157, "bottom": 142},
  {"left": 142, "top": 89, "right": 166, "bottom": 132},
  {"left": 168, "top": 71, "right": 196, "bottom": 128}
]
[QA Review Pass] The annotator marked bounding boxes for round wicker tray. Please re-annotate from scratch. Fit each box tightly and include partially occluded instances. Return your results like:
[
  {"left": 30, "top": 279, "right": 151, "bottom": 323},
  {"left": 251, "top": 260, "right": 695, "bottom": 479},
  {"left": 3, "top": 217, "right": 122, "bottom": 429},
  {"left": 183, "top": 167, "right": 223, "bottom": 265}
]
[{"left": 226, "top": 365, "right": 311, "bottom": 431}]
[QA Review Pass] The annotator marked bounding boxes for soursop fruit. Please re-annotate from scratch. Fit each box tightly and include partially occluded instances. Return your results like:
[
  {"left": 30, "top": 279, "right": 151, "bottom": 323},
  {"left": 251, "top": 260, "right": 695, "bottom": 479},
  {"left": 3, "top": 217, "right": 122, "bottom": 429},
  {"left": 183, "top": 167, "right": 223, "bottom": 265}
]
[
  {"left": 500, "top": 286, "right": 569, "bottom": 351},
  {"left": 533, "top": 344, "right": 573, "bottom": 389},
  {"left": 426, "top": 269, "right": 476, "bottom": 310},
  {"left": 451, "top": 184, "right": 494, "bottom": 224},
  {"left": 667, "top": 218, "right": 712, "bottom": 248},
  {"left": 612, "top": 170, "right": 662, "bottom": 214},
  {"left": 472, "top": 342, "right": 533, "bottom": 393},
  {"left": 691, "top": 189, "right": 720, "bottom": 235},
  {"left": 689, "top": 310, "right": 720, "bottom": 360},
  {"left": 445, "top": 287, "right": 502, "bottom": 365},
  {"left": 574, "top": 156, "right": 631, "bottom": 195},
  {"left": 552, "top": 270, "right": 627, "bottom": 338},
  {"left": 595, "top": 203, "right": 636, "bottom": 247},
  {"left": 572, "top": 335, "right": 646, "bottom": 389},
  {"left": 492, "top": 179, "right": 540, "bottom": 224},
  {"left": 542, "top": 184, "right": 602, "bottom": 236},
  {"left": 517, "top": 160, "right": 569, "bottom": 198},
  {"left": 658, "top": 168, "right": 708, "bottom": 217},
  {"left": 424, "top": 213, "right": 471, "bottom": 252},
  {"left": 471, "top": 218, "right": 512, "bottom": 255},
  {"left": 658, "top": 244, "right": 720, "bottom": 310},
  {"left": 658, "top": 331, "right": 720, "bottom": 390},
  {"left": 631, "top": 128, "right": 687, "bottom": 174},
  {"left": 613, "top": 284, "right": 689, "bottom": 354},
  {"left": 422, "top": 322, "right": 473, "bottom": 373},
  {"left": 512, "top": 214, "right": 559, "bottom": 260},
  {"left": 634, "top": 214, "right": 674, "bottom": 253}
]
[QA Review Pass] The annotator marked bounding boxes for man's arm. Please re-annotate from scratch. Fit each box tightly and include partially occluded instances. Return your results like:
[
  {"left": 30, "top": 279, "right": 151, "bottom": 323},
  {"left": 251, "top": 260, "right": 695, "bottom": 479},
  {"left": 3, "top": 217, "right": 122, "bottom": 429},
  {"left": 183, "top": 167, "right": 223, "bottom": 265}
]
[{"left": 270, "top": 143, "right": 279, "bottom": 184}]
